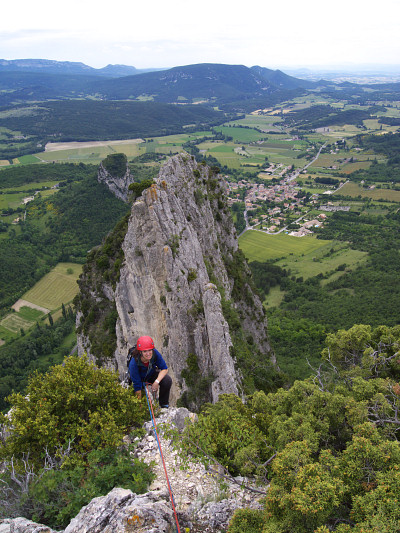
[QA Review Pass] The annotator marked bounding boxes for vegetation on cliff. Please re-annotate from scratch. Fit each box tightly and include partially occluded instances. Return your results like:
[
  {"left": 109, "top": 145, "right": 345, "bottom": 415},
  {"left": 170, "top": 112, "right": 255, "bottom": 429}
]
[{"left": 74, "top": 213, "right": 131, "bottom": 364}]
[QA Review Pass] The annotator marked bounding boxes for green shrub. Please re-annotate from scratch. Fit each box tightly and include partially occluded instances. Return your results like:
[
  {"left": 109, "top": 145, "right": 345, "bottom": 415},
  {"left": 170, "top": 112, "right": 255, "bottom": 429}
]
[
  {"left": 0, "top": 355, "right": 147, "bottom": 467},
  {"left": 227, "top": 508, "right": 265, "bottom": 533},
  {"left": 27, "top": 447, "right": 154, "bottom": 529},
  {"left": 102, "top": 153, "right": 127, "bottom": 177}
]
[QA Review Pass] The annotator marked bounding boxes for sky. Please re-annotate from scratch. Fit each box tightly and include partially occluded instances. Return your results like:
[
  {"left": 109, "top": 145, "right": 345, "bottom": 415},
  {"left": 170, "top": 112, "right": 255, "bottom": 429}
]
[{"left": 1, "top": 0, "right": 400, "bottom": 71}]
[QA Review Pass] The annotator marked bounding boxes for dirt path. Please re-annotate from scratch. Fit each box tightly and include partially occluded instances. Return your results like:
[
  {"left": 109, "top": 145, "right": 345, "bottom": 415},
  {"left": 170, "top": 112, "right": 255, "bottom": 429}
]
[{"left": 12, "top": 299, "right": 50, "bottom": 314}]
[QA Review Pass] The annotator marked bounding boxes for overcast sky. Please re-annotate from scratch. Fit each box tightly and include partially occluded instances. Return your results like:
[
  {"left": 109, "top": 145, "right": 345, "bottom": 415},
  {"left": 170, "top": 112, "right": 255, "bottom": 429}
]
[{"left": 1, "top": 0, "right": 399, "bottom": 71}]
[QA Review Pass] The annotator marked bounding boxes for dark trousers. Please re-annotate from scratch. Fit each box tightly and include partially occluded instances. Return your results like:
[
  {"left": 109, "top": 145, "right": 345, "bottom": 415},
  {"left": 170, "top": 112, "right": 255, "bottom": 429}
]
[{"left": 146, "top": 373, "right": 172, "bottom": 406}]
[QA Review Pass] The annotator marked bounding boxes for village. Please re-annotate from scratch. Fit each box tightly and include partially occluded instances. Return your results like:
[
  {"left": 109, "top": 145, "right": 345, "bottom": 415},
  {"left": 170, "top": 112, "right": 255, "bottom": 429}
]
[{"left": 226, "top": 165, "right": 329, "bottom": 236}]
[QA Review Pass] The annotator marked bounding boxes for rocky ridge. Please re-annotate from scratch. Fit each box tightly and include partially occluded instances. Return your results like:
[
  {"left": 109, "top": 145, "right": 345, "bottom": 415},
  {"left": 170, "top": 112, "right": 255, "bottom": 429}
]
[
  {"left": 78, "top": 153, "right": 274, "bottom": 405},
  {"left": 0, "top": 408, "right": 266, "bottom": 533}
]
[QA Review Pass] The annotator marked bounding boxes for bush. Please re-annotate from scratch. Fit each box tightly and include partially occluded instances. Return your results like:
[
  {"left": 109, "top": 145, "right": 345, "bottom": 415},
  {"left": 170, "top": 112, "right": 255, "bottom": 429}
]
[
  {"left": 0, "top": 355, "right": 147, "bottom": 468},
  {"left": 227, "top": 508, "right": 265, "bottom": 533},
  {"left": 26, "top": 447, "right": 154, "bottom": 529}
]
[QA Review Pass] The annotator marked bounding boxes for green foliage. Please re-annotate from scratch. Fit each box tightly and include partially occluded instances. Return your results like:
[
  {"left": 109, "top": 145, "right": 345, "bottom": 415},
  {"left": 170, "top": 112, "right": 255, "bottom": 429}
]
[
  {"left": 0, "top": 354, "right": 147, "bottom": 467},
  {"left": 178, "top": 353, "right": 214, "bottom": 410},
  {"left": 102, "top": 153, "right": 127, "bottom": 177},
  {"left": 0, "top": 314, "right": 75, "bottom": 411},
  {"left": 0, "top": 167, "right": 129, "bottom": 310},
  {"left": 26, "top": 447, "right": 154, "bottom": 529},
  {"left": 322, "top": 323, "right": 400, "bottom": 381},
  {"left": 128, "top": 178, "right": 154, "bottom": 200},
  {"left": 248, "top": 261, "right": 288, "bottom": 299},
  {"left": 167, "top": 234, "right": 180, "bottom": 258},
  {"left": 264, "top": 206, "right": 400, "bottom": 380},
  {"left": 187, "top": 268, "right": 197, "bottom": 282},
  {"left": 177, "top": 325, "right": 400, "bottom": 532},
  {"left": 75, "top": 214, "right": 130, "bottom": 363},
  {"left": 227, "top": 508, "right": 265, "bottom": 533},
  {"left": 0, "top": 100, "right": 224, "bottom": 148}
]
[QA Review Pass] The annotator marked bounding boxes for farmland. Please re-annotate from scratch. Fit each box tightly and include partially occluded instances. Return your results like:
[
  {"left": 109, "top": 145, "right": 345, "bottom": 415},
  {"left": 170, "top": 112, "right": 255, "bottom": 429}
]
[
  {"left": 239, "top": 231, "right": 330, "bottom": 262},
  {"left": 335, "top": 181, "right": 400, "bottom": 201},
  {"left": 22, "top": 263, "right": 83, "bottom": 310},
  {"left": 0, "top": 263, "right": 82, "bottom": 343}
]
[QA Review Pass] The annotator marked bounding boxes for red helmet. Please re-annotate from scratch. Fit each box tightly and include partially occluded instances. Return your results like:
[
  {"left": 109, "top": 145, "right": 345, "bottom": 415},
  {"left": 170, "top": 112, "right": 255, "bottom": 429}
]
[{"left": 137, "top": 336, "right": 155, "bottom": 351}]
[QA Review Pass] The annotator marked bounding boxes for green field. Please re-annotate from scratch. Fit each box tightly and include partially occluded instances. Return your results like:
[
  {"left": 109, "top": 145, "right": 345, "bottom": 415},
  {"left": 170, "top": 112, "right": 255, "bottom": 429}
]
[
  {"left": 22, "top": 262, "right": 83, "bottom": 310},
  {"left": 1, "top": 180, "right": 60, "bottom": 192},
  {"left": 0, "top": 192, "right": 29, "bottom": 210},
  {"left": 38, "top": 141, "right": 145, "bottom": 164},
  {"left": 264, "top": 286, "right": 286, "bottom": 308},
  {"left": 336, "top": 182, "right": 400, "bottom": 202},
  {"left": 277, "top": 245, "right": 368, "bottom": 280},
  {"left": 16, "top": 155, "right": 42, "bottom": 165},
  {"left": 239, "top": 231, "right": 331, "bottom": 262},
  {"left": 0, "top": 313, "right": 37, "bottom": 333},
  {"left": 214, "top": 125, "right": 268, "bottom": 143}
]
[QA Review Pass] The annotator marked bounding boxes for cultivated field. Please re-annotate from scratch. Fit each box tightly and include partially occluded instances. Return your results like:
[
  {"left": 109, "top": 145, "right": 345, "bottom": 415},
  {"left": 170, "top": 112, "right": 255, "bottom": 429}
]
[
  {"left": 0, "top": 313, "right": 37, "bottom": 333},
  {"left": 239, "top": 231, "right": 331, "bottom": 262},
  {"left": 277, "top": 246, "right": 368, "bottom": 280},
  {"left": 21, "top": 262, "right": 83, "bottom": 310},
  {"left": 336, "top": 182, "right": 400, "bottom": 202}
]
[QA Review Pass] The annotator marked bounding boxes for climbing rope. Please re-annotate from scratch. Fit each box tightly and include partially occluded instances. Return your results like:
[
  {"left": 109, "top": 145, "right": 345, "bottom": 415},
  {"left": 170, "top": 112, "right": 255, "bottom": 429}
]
[{"left": 144, "top": 383, "right": 181, "bottom": 533}]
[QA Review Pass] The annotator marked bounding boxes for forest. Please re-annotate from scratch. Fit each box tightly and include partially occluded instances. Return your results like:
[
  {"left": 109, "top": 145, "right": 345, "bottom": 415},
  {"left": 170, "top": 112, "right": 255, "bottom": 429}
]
[
  {"left": 0, "top": 168, "right": 129, "bottom": 310},
  {"left": 0, "top": 100, "right": 225, "bottom": 158}
]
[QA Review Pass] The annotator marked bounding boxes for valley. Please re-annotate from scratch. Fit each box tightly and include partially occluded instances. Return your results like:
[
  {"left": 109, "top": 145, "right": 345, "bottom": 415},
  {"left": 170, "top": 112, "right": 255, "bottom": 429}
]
[
  {"left": 0, "top": 63, "right": 399, "bottom": 387},
  {"left": 0, "top": 59, "right": 399, "bottom": 533}
]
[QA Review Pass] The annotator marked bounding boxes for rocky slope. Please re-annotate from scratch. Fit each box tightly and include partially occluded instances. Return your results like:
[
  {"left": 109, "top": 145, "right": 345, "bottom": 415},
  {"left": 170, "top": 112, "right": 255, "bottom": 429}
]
[
  {"left": 97, "top": 156, "right": 134, "bottom": 202},
  {"left": 77, "top": 153, "right": 275, "bottom": 405},
  {"left": 0, "top": 408, "right": 266, "bottom": 533}
]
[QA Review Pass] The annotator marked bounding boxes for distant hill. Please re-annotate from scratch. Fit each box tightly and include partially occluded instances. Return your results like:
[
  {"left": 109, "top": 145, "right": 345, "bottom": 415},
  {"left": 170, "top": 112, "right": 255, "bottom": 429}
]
[
  {"left": 93, "top": 63, "right": 299, "bottom": 103},
  {"left": 0, "top": 62, "right": 314, "bottom": 107},
  {"left": 0, "top": 58, "right": 160, "bottom": 77},
  {"left": 250, "top": 65, "right": 317, "bottom": 89},
  {"left": 3, "top": 59, "right": 398, "bottom": 113}
]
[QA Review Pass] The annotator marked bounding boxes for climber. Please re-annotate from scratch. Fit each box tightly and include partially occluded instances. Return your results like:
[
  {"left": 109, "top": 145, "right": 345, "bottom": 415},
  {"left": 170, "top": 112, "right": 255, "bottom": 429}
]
[{"left": 128, "top": 335, "right": 172, "bottom": 408}]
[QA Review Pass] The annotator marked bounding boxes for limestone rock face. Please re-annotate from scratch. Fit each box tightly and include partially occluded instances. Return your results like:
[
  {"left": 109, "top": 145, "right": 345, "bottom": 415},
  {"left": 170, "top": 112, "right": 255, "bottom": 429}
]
[
  {"left": 97, "top": 162, "right": 134, "bottom": 203},
  {"left": 64, "top": 488, "right": 175, "bottom": 533},
  {"left": 79, "top": 153, "right": 274, "bottom": 403},
  {"left": 0, "top": 517, "right": 60, "bottom": 532}
]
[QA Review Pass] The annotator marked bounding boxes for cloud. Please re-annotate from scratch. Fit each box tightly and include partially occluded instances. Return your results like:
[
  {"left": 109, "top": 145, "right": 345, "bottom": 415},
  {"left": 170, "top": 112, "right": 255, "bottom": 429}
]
[{"left": 0, "top": 0, "right": 399, "bottom": 69}]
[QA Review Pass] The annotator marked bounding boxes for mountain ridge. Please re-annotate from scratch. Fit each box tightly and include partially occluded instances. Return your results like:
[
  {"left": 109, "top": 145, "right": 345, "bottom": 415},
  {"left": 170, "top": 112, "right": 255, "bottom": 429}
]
[{"left": 0, "top": 58, "right": 161, "bottom": 77}]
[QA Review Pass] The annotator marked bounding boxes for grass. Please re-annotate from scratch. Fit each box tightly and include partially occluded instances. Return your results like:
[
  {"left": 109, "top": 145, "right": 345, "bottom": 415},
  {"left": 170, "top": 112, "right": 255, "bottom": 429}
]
[
  {"left": 278, "top": 245, "right": 368, "bottom": 280},
  {"left": 214, "top": 125, "right": 268, "bottom": 143},
  {"left": 264, "top": 286, "right": 286, "bottom": 308},
  {"left": 1, "top": 180, "right": 61, "bottom": 192},
  {"left": 0, "top": 313, "right": 36, "bottom": 333},
  {"left": 341, "top": 161, "right": 372, "bottom": 174},
  {"left": 15, "top": 155, "right": 42, "bottom": 165},
  {"left": 336, "top": 182, "right": 400, "bottom": 202},
  {"left": 0, "top": 192, "right": 28, "bottom": 210},
  {"left": 22, "top": 262, "right": 83, "bottom": 310},
  {"left": 239, "top": 231, "right": 331, "bottom": 262}
]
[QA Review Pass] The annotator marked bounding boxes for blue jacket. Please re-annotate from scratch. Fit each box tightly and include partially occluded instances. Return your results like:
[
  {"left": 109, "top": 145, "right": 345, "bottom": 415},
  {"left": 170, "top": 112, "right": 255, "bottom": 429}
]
[{"left": 128, "top": 348, "right": 168, "bottom": 392}]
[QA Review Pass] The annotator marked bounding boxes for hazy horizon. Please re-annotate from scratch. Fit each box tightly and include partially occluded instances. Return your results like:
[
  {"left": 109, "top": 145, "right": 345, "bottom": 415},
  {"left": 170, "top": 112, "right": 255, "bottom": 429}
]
[{"left": 1, "top": 0, "right": 399, "bottom": 72}]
